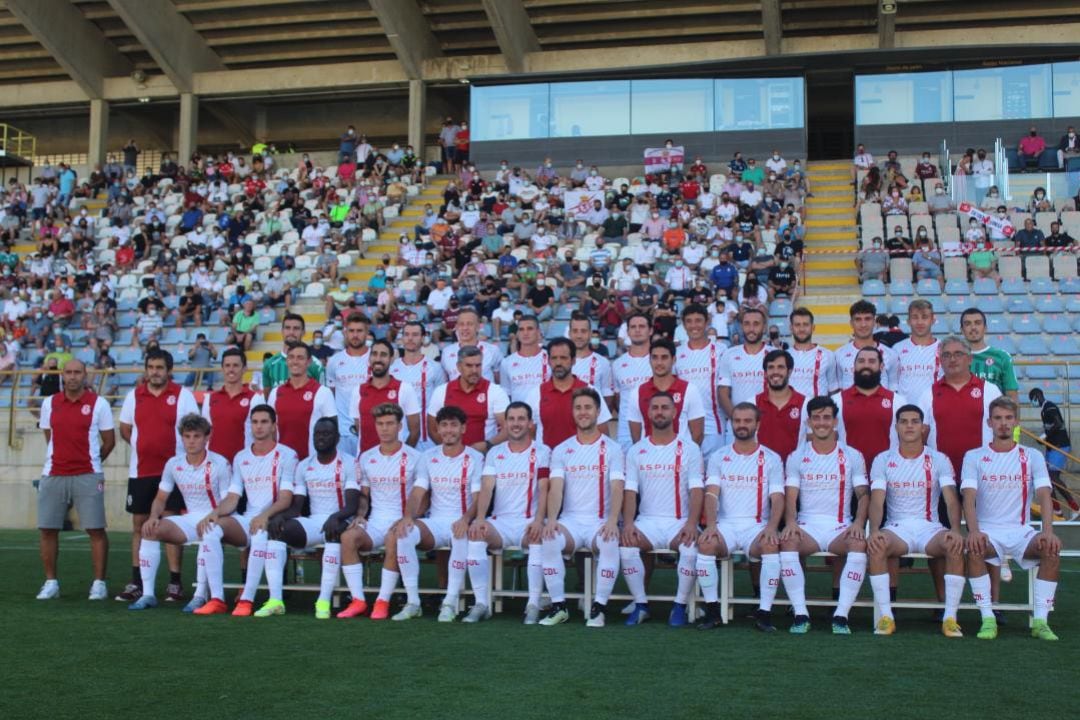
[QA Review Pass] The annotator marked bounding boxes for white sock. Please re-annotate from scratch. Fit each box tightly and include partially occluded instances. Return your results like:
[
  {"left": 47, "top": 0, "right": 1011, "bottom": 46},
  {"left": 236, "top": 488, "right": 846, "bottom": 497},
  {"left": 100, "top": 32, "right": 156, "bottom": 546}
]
[
  {"left": 318, "top": 543, "right": 342, "bottom": 603},
  {"left": 193, "top": 558, "right": 208, "bottom": 602},
  {"left": 674, "top": 544, "right": 698, "bottom": 604},
  {"left": 342, "top": 563, "right": 364, "bottom": 602},
  {"left": 467, "top": 541, "right": 490, "bottom": 606},
  {"left": 377, "top": 568, "right": 399, "bottom": 602},
  {"left": 1034, "top": 578, "right": 1057, "bottom": 621},
  {"left": 620, "top": 547, "right": 648, "bottom": 604},
  {"left": 593, "top": 535, "right": 619, "bottom": 604},
  {"left": 944, "top": 573, "right": 964, "bottom": 620},
  {"left": 780, "top": 551, "right": 808, "bottom": 616},
  {"left": 696, "top": 554, "right": 719, "bottom": 603},
  {"left": 759, "top": 554, "right": 781, "bottom": 612},
  {"left": 240, "top": 531, "right": 268, "bottom": 602},
  {"left": 526, "top": 544, "right": 543, "bottom": 606},
  {"left": 398, "top": 526, "right": 421, "bottom": 606},
  {"left": 834, "top": 552, "right": 866, "bottom": 619},
  {"left": 444, "top": 536, "right": 467, "bottom": 607},
  {"left": 265, "top": 540, "right": 288, "bottom": 601},
  {"left": 199, "top": 526, "right": 225, "bottom": 601},
  {"left": 541, "top": 535, "right": 565, "bottom": 603},
  {"left": 969, "top": 573, "right": 993, "bottom": 619},
  {"left": 138, "top": 539, "right": 161, "bottom": 600},
  {"left": 870, "top": 572, "right": 892, "bottom": 620}
]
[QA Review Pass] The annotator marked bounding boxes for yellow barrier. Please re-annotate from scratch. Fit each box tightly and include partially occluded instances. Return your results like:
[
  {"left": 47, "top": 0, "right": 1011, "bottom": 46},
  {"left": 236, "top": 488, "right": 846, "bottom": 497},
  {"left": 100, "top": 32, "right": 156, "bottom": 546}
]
[{"left": 0, "top": 123, "right": 36, "bottom": 161}]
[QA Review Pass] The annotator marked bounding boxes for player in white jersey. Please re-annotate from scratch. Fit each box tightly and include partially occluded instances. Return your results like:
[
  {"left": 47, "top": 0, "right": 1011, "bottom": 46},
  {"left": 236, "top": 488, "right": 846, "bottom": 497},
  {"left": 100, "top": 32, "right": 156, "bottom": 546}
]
[
  {"left": 324, "top": 312, "right": 371, "bottom": 457},
  {"left": 569, "top": 313, "right": 615, "bottom": 409},
  {"left": 611, "top": 313, "right": 654, "bottom": 449},
  {"left": 194, "top": 404, "right": 298, "bottom": 616},
  {"left": 620, "top": 393, "right": 704, "bottom": 626},
  {"left": 834, "top": 299, "right": 898, "bottom": 390},
  {"left": 538, "top": 387, "right": 627, "bottom": 627},
  {"left": 867, "top": 404, "right": 964, "bottom": 637},
  {"left": 718, "top": 308, "right": 773, "bottom": 441},
  {"left": 339, "top": 404, "right": 420, "bottom": 620},
  {"left": 627, "top": 338, "right": 706, "bottom": 446},
  {"left": 695, "top": 403, "right": 786, "bottom": 632},
  {"left": 382, "top": 406, "right": 484, "bottom": 622},
  {"left": 390, "top": 321, "right": 447, "bottom": 449},
  {"left": 128, "top": 414, "right": 230, "bottom": 611},
  {"left": 892, "top": 299, "right": 942, "bottom": 399},
  {"left": 440, "top": 307, "right": 503, "bottom": 382},
  {"left": 675, "top": 304, "right": 726, "bottom": 454},
  {"left": 499, "top": 315, "right": 550, "bottom": 401},
  {"left": 779, "top": 395, "right": 869, "bottom": 634},
  {"left": 787, "top": 308, "right": 839, "bottom": 399},
  {"left": 466, "top": 402, "right": 551, "bottom": 624},
  {"left": 962, "top": 396, "right": 1061, "bottom": 641}
]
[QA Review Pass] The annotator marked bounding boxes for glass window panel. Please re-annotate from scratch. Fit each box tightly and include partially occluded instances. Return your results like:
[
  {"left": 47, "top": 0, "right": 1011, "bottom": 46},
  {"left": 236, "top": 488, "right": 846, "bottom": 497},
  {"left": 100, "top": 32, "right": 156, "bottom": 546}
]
[
  {"left": 1053, "top": 61, "right": 1080, "bottom": 118},
  {"left": 714, "top": 78, "right": 804, "bottom": 130},
  {"left": 953, "top": 64, "right": 1052, "bottom": 121},
  {"left": 549, "top": 81, "right": 630, "bottom": 137},
  {"left": 630, "top": 79, "right": 713, "bottom": 134},
  {"left": 469, "top": 83, "right": 549, "bottom": 141},
  {"left": 855, "top": 71, "right": 952, "bottom": 125}
]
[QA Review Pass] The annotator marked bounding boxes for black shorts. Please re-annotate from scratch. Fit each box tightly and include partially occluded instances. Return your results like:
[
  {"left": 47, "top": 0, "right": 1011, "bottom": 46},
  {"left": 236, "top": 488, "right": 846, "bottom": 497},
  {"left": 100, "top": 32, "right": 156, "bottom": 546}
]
[{"left": 126, "top": 476, "right": 185, "bottom": 515}]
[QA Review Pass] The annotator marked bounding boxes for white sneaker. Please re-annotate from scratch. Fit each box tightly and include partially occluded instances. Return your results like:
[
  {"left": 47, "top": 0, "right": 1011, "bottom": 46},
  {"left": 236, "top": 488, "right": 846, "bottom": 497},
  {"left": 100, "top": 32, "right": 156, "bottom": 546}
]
[
  {"left": 462, "top": 603, "right": 491, "bottom": 623},
  {"left": 87, "top": 580, "right": 108, "bottom": 601},
  {"left": 620, "top": 600, "right": 635, "bottom": 615},
  {"left": 437, "top": 603, "right": 458, "bottom": 623},
  {"left": 585, "top": 602, "right": 606, "bottom": 628},
  {"left": 391, "top": 603, "right": 422, "bottom": 621},
  {"left": 36, "top": 580, "right": 60, "bottom": 600},
  {"left": 523, "top": 604, "right": 541, "bottom": 625}
]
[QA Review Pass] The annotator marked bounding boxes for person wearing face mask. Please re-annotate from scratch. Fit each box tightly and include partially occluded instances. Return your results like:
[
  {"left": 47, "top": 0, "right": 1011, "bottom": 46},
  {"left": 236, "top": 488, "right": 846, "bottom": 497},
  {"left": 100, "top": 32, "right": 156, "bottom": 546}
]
[
  {"left": 881, "top": 185, "right": 908, "bottom": 216},
  {"left": 1057, "top": 125, "right": 1080, "bottom": 169},
  {"left": 765, "top": 149, "right": 787, "bottom": 176},
  {"left": 1018, "top": 126, "right": 1046, "bottom": 171},
  {"left": 766, "top": 257, "right": 798, "bottom": 303},
  {"left": 970, "top": 147, "right": 994, "bottom": 206},
  {"left": 856, "top": 236, "right": 889, "bottom": 283},
  {"left": 987, "top": 205, "right": 1012, "bottom": 244},
  {"left": 662, "top": 252, "right": 693, "bottom": 297},
  {"left": 602, "top": 206, "right": 628, "bottom": 245},
  {"left": 926, "top": 182, "right": 954, "bottom": 215},
  {"left": 914, "top": 152, "right": 938, "bottom": 189},
  {"left": 585, "top": 166, "right": 605, "bottom": 192},
  {"left": 1028, "top": 186, "right": 1052, "bottom": 214},
  {"left": 912, "top": 238, "right": 944, "bottom": 291}
]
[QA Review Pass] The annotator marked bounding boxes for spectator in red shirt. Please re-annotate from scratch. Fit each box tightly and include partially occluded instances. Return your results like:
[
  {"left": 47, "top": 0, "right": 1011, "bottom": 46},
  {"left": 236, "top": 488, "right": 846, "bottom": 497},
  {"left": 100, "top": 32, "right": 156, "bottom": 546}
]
[
  {"left": 47, "top": 290, "right": 75, "bottom": 328},
  {"left": 680, "top": 177, "right": 701, "bottom": 203},
  {"left": 1018, "top": 126, "right": 1047, "bottom": 170},
  {"left": 454, "top": 122, "right": 470, "bottom": 166}
]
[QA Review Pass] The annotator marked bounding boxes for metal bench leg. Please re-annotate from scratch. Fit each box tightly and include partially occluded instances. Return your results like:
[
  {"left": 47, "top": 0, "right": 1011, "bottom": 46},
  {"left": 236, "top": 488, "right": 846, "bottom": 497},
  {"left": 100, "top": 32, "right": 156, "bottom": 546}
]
[
  {"left": 721, "top": 558, "right": 732, "bottom": 623},
  {"left": 493, "top": 553, "right": 504, "bottom": 614}
]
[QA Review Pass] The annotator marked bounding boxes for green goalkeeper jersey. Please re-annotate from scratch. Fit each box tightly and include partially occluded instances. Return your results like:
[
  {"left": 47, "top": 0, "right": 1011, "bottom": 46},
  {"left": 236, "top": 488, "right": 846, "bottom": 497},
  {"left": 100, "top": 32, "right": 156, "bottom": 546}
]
[
  {"left": 969, "top": 346, "right": 1018, "bottom": 395},
  {"left": 261, "top": 351, "right": 324, "bottom": 391}
]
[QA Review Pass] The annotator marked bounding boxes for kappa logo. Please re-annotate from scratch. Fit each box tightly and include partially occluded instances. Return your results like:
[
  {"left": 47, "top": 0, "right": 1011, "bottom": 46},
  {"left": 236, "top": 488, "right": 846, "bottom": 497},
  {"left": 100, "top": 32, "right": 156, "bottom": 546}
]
[
  {"left": 242, "top": 460, "right": 250, "bottom": 466},
  {"left": 971, "top": 387, "right": 982, "bottom": 399},
  {"left": 788, "top": 408, "right": 800, "bottom": 419},
  {"left": 166, "top": 395, "right": 177, "bottom": 406},
  {"left": 496, "top": 454, "right": 506, "bottom": 460},
  {"left": 639, "top": 448, "right": 648, "bottom": 454},
  {"left": 303, "top": 391, "right": 314, "bottom": 401},
  {"left": 888, "top": 461, "right": 898, "bottom": 468},
  {"left": 981, "top": 456, "right": 992, "bottom": 463},
  {"left": 240, "top": 398, "right": 250, "bottom": 407},
  {"left": 882, "top": 398, "right": 892, "bottom": 409},
  {"left": 802, "top": 456, "right": 811, "bottom": 463},
  {"left": 565, "top": 448, "right": 575, "bottom": 454},
  {"left": 81, "top": 404, "right": 92, "bottom": 415},
  {"left": 477, "top": 392, "right": 486, "bottom": 403},
  {"left": 722, "top": 456, "right": 732, "bottom": 462},
  {"left": 175, "top": 465, "right": 185, "bottom": 472},
  {"left": 368, "top": 458, "right": 377, "bottom": 464}
]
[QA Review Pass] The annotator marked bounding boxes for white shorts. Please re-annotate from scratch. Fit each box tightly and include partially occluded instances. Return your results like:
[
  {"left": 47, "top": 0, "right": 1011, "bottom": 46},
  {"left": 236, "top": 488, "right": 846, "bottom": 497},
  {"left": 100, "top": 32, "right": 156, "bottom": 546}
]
[
  {"left": 798, "top": 518, "right": 850, "bottom": 553},
  {"left": 489, "top": 516, "right": 530, "bottom": 548},
  {"left": 160, "top": 513, "right": 202, "bottom": 544},
  {"left": 294, "top": 514, "right": 331, "bottom": 548},
  {"left": 883, "top": 518, "right": 947, "bottom": 555},
  {"left": 229, "top": 513, "right": 258, "bottom": 543},
  {"left": 560, "top": 514, "right": 606, "bottom": 551},
  {"left": 360, "top": 515, "right": 399, "bottom": 549},
  {"left": 634, "top": 515, "right": 685, "bottom": 551},
  {"left": 716, "top": 521, "right": 768, "bottom": 556},
  {"left": 420, "top": 515, "right": 459, "bottom": 547},
  {"left": 983, "top": 524, "right": 1040, "bottom": 570}
]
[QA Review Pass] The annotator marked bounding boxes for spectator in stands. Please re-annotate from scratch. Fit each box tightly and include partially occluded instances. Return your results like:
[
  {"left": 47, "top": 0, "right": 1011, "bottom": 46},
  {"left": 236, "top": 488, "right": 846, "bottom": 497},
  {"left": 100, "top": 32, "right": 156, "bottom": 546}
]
[
  {"left": 912, "top": 239, "right": 944, "bottom": 290},
  {"left": 926, "top": 181, "right": 954, "bottom": 214},
  {"left": 967, "top": 240, "right": 999, "bottom": 284},
  {"left": 856, "top": 237, "right": 888, "bottom": 283},
  {"left": 851, "top": 143, "right": 874, "bottom": 183},
  {"left": 84, "top": 304, "right": 116, "bottom": 355},
  {"left": 1018, "top": 126, "right": 1047, "bottom": 171},
  {"left": 1046, "top": 221, "right": 1076, "bottom": 252},
  {"left": 1058, "top": 125, "right": 1079, "bottom": 169},
  {"left": 229, "top": 299, "right": 259, "bottom": 351},
  {"left": 881, "top": 187, "right": 908, "bottom": 216},
  {"left": 1014, "top": 218, "right": 1046, "bottom": 272},
  {"left": 970, "top": 148, "right": 994, "bottom": 205},
  {"left": 183, "top": 332, "right": 217, "bottom": 389},
  {"left": 906, "top": 185, "right": 923, "bottom": 203},
  {"left": 914, "top": 152, "right": 938, "bottom": 186},
  {"left": 176, "top": 285, "right": 203, "bottom": 328},
  {"left": 885, "top": 224, "right": 913, "bottom": 259},
  {"left": 1028, "top": 187, "right": 1053, "bottom": 213},
  {"left": 338, "top": 125, "right": 357, "bottom": 163},
  {"left": 439, "top": 117, "right": 461, "bottom": 174},
  {"left": 767, "top": 259, "right": 798, "bottom": 302}
]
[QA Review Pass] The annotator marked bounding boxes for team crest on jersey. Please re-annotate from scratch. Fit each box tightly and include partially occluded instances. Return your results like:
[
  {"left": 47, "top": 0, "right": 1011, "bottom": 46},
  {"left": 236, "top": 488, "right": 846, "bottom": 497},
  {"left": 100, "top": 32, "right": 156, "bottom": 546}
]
[
  {"left": 388, "top": 390, "right": 397, "bottom": 400},
  {"left": 477, "top": 393, "right": 486, "bottom": 403},
  {"left": 971, "top": 387, "right": 982, "bottom": 399},
  {"left": 81, "top": 404, "right": 91, "bottom": 415},
  {"left": 167, "top": 395, "right": 177, "bottom": 406},
  {"left": 985, "top": 358, "right": 995, "bottom": 366},
  {"left": 304, "top": 391, "right": 314, "bottom": 401},
  {"left": 240, "top": 398, "right": 250, "bottom": 407},
  {"left": 672, "top": 392, "right": 682, "bottom": 403},
  {"left": 881, "top": 398, "right": 892, "bottom": 409},
  {"left": 789, "top": 408, "right": 799, "bottom": 419}
]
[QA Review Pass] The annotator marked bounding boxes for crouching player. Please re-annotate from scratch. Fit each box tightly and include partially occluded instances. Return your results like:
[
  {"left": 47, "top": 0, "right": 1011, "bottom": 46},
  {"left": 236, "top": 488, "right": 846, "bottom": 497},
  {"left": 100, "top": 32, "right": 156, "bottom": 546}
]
[
  {"left": 130, "top": 413, "right": 231, "bottom": 611},
  {"left": 467, "top": 401, "right": 551, "bottom": 624},
  {"left": 620, "top": 392, "right": 704, "bottom": 627},
  {"left": 867, "top": 404, "right": 964, "bottom": 637}
]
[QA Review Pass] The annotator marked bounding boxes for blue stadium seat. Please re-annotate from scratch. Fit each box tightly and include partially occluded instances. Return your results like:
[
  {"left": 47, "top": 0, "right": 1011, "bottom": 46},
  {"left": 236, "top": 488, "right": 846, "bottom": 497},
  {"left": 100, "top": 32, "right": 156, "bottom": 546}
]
[
  {"left": 1029, "top": 278, "right": 1057, "bottom": 294},
  {"left": 1011, "top": 315, "right": 1041, "bottom": 334},
  {"left": 1034, "top": 295, "right": 1065, "bottom": 313},
  {"left": 117, "top": 311, "right": 137, "bottom": 328},
  {"left": 945, "top": 295, "right": 973, "bottom": 314},
  {"left": 1018, "top": 335, "right": 1050, "bottom": 355},
  {"left": 931, "top": 316, "right": 950, "bottom": 334},
  {"left": 915, "top": 279, "right": 941, "bottom": 296},
  {"left": 861, "top": 279, "right": 885, "bottom": 296},
  {"left": 162, "top": 295, "right": 180, "bottom": 310},
  {"left": 1005, "top": 296, "right": 1034, "bottom": 313},
  {"left": 1050, "top": 335, "right": 1080, "bottom": 356},
  {"left": 115, "top": 348, "right": 142, "bottom": 365},
  {"left": 117, "top": 298, "right": 138, "bottom": 312},
  {"left": 889, "top": 297, "right": 912, "bottom": 314},
  {"left": 1066, "top": 296, "right": 1080, "bottom": 313},
  {"left": 1042, "top": 315, "right": 1072, "bottom": 334},
  {"left": 888, "top": 280, "right": 914, "bottom": 295},
  {"left": 259, "top": 308, "right": 277, "bottom": 324},
  {"left": 1074, "top": 315, "right": 1080, "bottom": 333},
  {"left": 943, "top": 279, "right": 969, "bottom": 296},
  {"left": 972, "top": 278, "right": 998, "bottom": 295},
  {"left": 769, "top": 299, "right": 792, "bottom": 318},
  {"left": 923, "top": 296, "right": 946, "bottom": 313},
  {"left": 547, "top": 321, "right": 568, "bottom": 338},
  {"left": 987, "top": 315, "right": 1010, "bottom": 333},
  {"left": 979, "top": 296, "right": 1005, "bottom": 313},
  {"left": 1000, "top": 278, "right": 1027, "bottom": 295},
  {"left": 1060, "top": 277, "right": 1080, "bottom": 294},
  {"left": 1028, "top": 381, "right": 1064, "bottom": 405},
  {"left": 1026, "top": 364, "right": 1061, "bottom": 380},
  {"left": 554, "top": 304, "right": 576, "bottom": 321},
  {"left": 207, "top": 327, "right": 229, "bottom": 343},
  {"left": 990, "top": 334, "right": 1017, "bottom": 355},
  {"left": 773, "top": 318, "right": 790, "bottom": 336},
  {"left": 161, "top": 328, "right": 185, "bottom": 344},
  {"left": 75, "top": 348, "right": 96, "bottom": 364}
]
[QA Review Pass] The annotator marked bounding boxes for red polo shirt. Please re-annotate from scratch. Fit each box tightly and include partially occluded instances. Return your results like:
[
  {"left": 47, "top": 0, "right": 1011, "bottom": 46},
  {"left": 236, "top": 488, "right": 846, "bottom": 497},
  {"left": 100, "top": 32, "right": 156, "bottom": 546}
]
[
  {"left": 637, "top": 376, "right": 691, "bottom": 436},
  {"left": 357, "top": 376, "right": 404, "bottom": 454},
  {"left": 130, "top": 381, "right": 186, "bottom": 478},
  {"left": 537, "top": 378, "right": 590, "bottom": 449},
  {"left": 203, "top": 386, "right": 256, "bottom": 462},
  {"left": 274, "top": 378, "right": 322, "bottom": 459},
  {"left": 43, "top": 389, "right": 109, "bottom": 476},
  {"left": 444, "top": 377, "right": 492, "bottom": 448},
  {"left": 840, "top": 385, "right": 897, "bottom": 471},
  {"left": 928, "top": 375, "right": 988, "bottom": 476},
  {"left": 756, "top": 388, "right": 806, "bottom": 463}
]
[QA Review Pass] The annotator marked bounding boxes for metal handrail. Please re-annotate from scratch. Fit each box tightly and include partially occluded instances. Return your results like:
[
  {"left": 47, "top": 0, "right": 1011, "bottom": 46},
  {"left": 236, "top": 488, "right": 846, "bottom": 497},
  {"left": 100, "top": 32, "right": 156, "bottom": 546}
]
[{"left": 0, "top": 123, "right": 36, "bottom": 161}]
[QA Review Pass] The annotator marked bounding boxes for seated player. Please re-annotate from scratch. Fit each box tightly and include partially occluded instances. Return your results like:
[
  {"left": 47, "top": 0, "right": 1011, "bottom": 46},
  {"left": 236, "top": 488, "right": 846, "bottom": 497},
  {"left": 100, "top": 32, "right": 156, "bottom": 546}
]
[
  {"left": 539, "top": 387, "right": 626, "bottom": 627},
  {"left": 962, "top": 397, "right": 1062, "bottom": 641},
  {"left": 779, "top": 395, "right": 869, "bottom": 634},
  {"left": 695, "top": 402, "right": 785, "bottom": 631},
  {"left": 129, "top": 413, "right": 231, "bottom": 612},
  {"left": 467, "top": 401, "right": 551, "bottom": 624},
  {"left": 866, "top": 404, "right": 964, "bottom": 637},
  {"left": 193, "top": 404, "right": 299, "bottom": 616},
  {"left": 338, "top": 403, "right": 421, "bottom": 620},
  {"left": 619, "top": 392, "right": 704, "bottom": 627}
]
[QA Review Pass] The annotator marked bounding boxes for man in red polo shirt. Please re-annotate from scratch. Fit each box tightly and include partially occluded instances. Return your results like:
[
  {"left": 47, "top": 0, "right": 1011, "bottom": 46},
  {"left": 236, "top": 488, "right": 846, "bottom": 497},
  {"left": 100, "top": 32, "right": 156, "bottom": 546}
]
[
  {"left": 829, "top": 346, "right": 908, "bottom": 471},
  {"left": 348, "top": 339, "right": 420, "bottom": 454},
  {"left": 428, "top": 345, "right": 509, "bottom": 452},
  {"left": 117, "top": 348, "right": 199, "bottom": 602},
  {"left": 36, "top": 359, "right": 116, "bottom": 601},
  {"left": 627, "top": 339, "right": 704, "bottom": 446},
  {"left": 200, "top": 347, "right": 256, "bottom": 462},
  {"left": 756, "top": 349, "right": 805, "bottom": 464},
  {"left": 523, "top": 338, "right": 611, "bottom": 449},
  {"left": 267, "top": 341, "right": 336, "bottom": 461}
]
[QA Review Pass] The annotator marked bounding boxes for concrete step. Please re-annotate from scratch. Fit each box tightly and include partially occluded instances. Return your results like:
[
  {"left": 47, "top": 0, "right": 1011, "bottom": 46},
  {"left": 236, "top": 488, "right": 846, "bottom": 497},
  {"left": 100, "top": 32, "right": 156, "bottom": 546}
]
[
  {"left": 804, "top": 274, "right": 858, "bottom": 287},
  {"left": 805, "top": 219, "right": 856, "bottom": 229},
  {"left": 804, "top": 206, "right": 853, "bottom": 217},
  {"left": 808, "top": 161, "right": 851, "bottom": 171},
  {"left": 805, "top": 197, "right": 852, "bottom": 208},
  {"left": 804, "top": 257, "right": 856, "bottom": 270}
]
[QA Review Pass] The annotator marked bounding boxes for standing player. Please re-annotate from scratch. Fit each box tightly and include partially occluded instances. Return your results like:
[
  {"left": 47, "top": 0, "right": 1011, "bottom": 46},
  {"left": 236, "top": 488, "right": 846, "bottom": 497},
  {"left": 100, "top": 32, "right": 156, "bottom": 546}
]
[
  {"left": 569, "top": 313, "right": 615, "bottom": 412},
  {"left": 866, "top": 404, "right": 965, "bottom": 637},
  {"left": 428, "top": 345, "right": 508, "bottom": 452},
  {"left": 324, "top": 312, "right": 371, "bottom": 456},
  {"left": 788, "top": 308, "right": 838, "bottom": 399},
  {"left": 961, "top": 308, "right": 1019, "bottom": 401},
  {"left": 620, "top": 393, "right": 704, "bottom": 626},
  {"left": 201, "top": 348, "right": 257, "bottom": 462},
  {"left": 390, "top": 321, "right": 447, "bottom": 449},
  {"left": 116, "top": 349, "right": 199, "bottom": 603},
  {"left": 893, "top": 299, "right": 942, "bottom": 400},
  {"left": 962, "top": 397, "right": 1061, "bottom": 640},
  {"left": 467, "top": 402, "right": 551, "bottom": 623},
  {"left": 266, "top": 341, "right": 336, "bottom": 460},
  {"left": 193, "top": 405, "right": 298, "bottom": 616},
  {"left": 499, "top": 315, "right": 550, "bottom": 401},
  {"left": 779, "top": 396, "right": 869, "bottom": 634},
  {"left": 835, "top": 300, "right": 898, "bottom": 391},
  {"left": 339, "top": 403, "right": 421, "bottom": 620},
  {"left": 718, "top": 308, "right": 772, "bottom": 442},
  {"left": 695, "top": 403, "right": 786, "bottom": 631},
  {"left": 524, "top": 338, "right": 612, "bottom": 449},
  {"left": 380, "top": 406, "right": 483, "bottom": 622},
  {"left": 675, "top": 304, "right": 726, "bottom": 454},
  {"left": 538, "top": 388, "right": 626, "bottom": 627},
  {"left": 260, "top": 313, "right": 325, "bottom": 391},
  {"left": 755, "top": 350, "right": 805, "bottom": 464},
  {"left": 831, "top": 347, "right": 908, "bottom": 468},
  {"left": 348, "top": 339, "right": 419, "bottom": 454},
  {"left": 627, "top": 339, "right": 705, "bottom": 445},
  {"left": 440, "top": 307, "right": 502, "bottom": 382},
  {"left": 612, "top": 313, "right": 655, "bottom": 450},
  {"left": 129, "top": 414, "right": 230, "bottom": 611}
]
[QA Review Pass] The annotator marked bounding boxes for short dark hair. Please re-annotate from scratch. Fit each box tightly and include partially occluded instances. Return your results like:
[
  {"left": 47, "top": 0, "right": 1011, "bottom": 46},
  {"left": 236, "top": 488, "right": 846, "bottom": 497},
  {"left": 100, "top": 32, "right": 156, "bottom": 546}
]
[
  {"left": 546, "top": 337, "right": 576, "bottom": 359},
  {"left": 282, "top": 312, "right": 305, "bottom": 329},
  {"left": 370, "top": 338, "right": 395, "bottom": 355},
  {"left": 285, "top": 340, "right": 311, "bottom": 358},
  {"left": 649, "top": 338, "right": 677, "bottom": 357},
  {"left": 806, "top": 395, "right": 839, "bottom": 418},
  {"left": 457, "top": 345, "right": 482, "bottom": 362},
  {"left": 895, "top": 404, "right": 924, "bottom": 422},
  {"left": 436, "top": 405, "right": 467, "bottom": 425},
  {"left": 144, "top": 348, "right": 173, "bottom": 371},
  {"left": 251, "top": 403, "right": 277, "bottom": 423},
  {"left": 373, "top": 403, "right": 404, "bottom": 422},
  {"left": 763, "top": 349, "right": 793, "bottom": 371},
  {"left": 221, "top": 347, "right": 247, "bottom": 367},
  {"left": 731, "top": 401, "right": 761, "bottom": 421},
  {"left": 345, "top": 312, "right": 370, "bottom": 326},
  {"left": 960, "top": 307, "right": 986, "bottom": 325},
  {"left": 849, "top": 300, "right": 877, "bottom": 318},
  {"left": 648, "top": 391, "right": 675, "bottom": 406},
  {"left": 789, "top": 307, "right": 814, "bottom": 323},
  {"left": 517, "top": 314, "right": 540, "bottom": 330},
  {"left": 855, "top": 345, "right": 884, "bottom": 364},
  {"left": 403, "top": 320, "right": 426, "bottom": 335},
  {"left": 681, "top": 303, "right": 708, "bottom": 321},
  {"left": 506, "top": 401, "right": 533, "bottom": 420},
  {"left": 742, "top": 306, "right": 767, "bottom": 324},
  {"left": 178, "top": 413, "right": 211, "bottom": 436},
  {"left": 571, "top": 386, "right": 601, "bottom": 409}
]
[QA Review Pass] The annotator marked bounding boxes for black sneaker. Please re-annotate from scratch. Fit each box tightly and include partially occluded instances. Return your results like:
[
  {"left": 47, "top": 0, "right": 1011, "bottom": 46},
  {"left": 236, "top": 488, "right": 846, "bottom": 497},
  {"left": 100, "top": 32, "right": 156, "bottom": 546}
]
[
  {"left": 696, "top": 602, "right": 724, "bottom": 630},
  {"left": 755, "top": 609, "right": 776, "bottom": 633},
  {"left": 993, "top": 610, "right": 1007, "bottom": 626},
  {"left": 585, "top": 602, "right": 606, "bottom": 627}
]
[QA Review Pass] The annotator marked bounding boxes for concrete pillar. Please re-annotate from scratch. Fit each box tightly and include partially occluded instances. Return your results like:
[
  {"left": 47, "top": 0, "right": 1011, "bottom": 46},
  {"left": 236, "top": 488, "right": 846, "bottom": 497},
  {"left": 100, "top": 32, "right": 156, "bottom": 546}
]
[
  {"left": 254, "top": 106, "right": 268, "bottom": 141},
  {"left": 88, "top": 98, "right": 109, "bottom": 167},
  {"left": 408, "top": 79, "right": 426, "bottom": 158},
  {"left": 178, "top": 92, "right": 198, "bottom": 163}
]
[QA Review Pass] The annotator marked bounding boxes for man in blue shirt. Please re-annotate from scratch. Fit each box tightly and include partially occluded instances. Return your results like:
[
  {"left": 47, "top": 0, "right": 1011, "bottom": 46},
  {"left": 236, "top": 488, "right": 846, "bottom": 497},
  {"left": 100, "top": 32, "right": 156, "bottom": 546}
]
[{"left": 709, "top": 250, "right": 739, "bottom": 293}]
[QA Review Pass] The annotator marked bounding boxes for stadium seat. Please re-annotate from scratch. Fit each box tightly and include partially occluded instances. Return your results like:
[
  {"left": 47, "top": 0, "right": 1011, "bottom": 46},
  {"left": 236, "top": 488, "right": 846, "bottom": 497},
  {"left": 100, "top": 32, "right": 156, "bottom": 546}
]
[
  {"left": 1061, "top": 276, "right": 1080, "bottom": 294},
  {"left": 1000, "top": 278, "right": 1027, "bottom": 295},
  {"left": 915, "top": 279, "right": 941, "bottom": 296},
  {"left": 990, "top": 334, "right": 1017, "bottom": 355},
  {"left": 1025, "top": 256, "right": 1051, "bottom": 280},
  {"left": 1025, "top": 364, "right": 1061, "bottom": 380},
  {"left": 986, "top": 314, "right": 1010, "bottom": 333},
  {"left": 1011, "top": 315, "right": 1041, "bottom": 334},
  {"left": 1028, "top": 277, "right": 1056, "bottom": 295},
  {"left": 979, "top": 295, "right": 1005, "bottom": 314},
  {"left": 888, "top": 280, "right": 913, "bottom": 296},
  {"left": 1035, "top": 295, "right": 1065, "bottom": 313},
  {"left": 945, "top": 295, "right": 973, "bottom": 314},
  {"left": 861, "top": 279, "right": 885, "bottom": 296},
  {"left": 1052, "top": 254, "right": 1078, "bottom": 280},
  {"left": 1005, "top": 295, "right": 1034, "bottom": 313},
  {"left": 943, "top": 278, "right": 969, "bottom": 296},
  {"left": 769, "top": 299, "right": 792, "bottom": 317},
  {"left": 889, "top": 296, "right": 912, "bottom": 314},
  {"left": 931, "top": 316, "right": 950, "bottom": 334},
  {"left": 1050, "top": 335, "right": 1080, "bottom": 356},
  {"left": 1017, "top": 335, "right": 1050, "bottom": 355},
  {"left": 889, "top": 259, "right": 913, "bottom": 284},
  {"left": 972, "top": 278, "right": 998, "bottom": 295}
]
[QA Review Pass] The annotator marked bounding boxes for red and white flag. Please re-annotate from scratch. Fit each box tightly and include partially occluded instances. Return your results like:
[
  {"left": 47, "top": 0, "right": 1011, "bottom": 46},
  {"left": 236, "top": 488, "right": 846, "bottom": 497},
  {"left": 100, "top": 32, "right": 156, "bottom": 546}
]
[
  {"left": 959, "top": 202, "right": 1015, "bottom": 238},
  {"left": 644, "top": 145, "right": 685, "bottom": 172}
]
